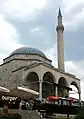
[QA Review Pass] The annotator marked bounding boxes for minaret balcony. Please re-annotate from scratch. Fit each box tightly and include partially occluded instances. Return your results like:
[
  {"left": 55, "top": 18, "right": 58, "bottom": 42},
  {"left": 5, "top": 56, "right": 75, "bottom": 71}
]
[{"left": 56, "top": 25, "right": 64, "bottom": 31}]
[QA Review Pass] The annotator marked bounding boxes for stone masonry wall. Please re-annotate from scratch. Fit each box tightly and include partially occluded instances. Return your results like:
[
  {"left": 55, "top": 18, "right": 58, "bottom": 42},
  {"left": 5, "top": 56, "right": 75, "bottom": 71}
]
[{"left": 0, "top": 54, "right": 51, "bottom": 89}]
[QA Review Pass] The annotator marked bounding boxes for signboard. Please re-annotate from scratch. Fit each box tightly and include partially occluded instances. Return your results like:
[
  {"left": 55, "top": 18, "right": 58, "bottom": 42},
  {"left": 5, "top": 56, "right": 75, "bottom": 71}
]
[
  {"left": 0, "top": 95, "right": 20, "bottom": 102},
  {"left": 0, "top": 95, "right": 21, "bottom": 109},
  {"left": 2, "top": 95, "right": 18, "bottom": 101}
]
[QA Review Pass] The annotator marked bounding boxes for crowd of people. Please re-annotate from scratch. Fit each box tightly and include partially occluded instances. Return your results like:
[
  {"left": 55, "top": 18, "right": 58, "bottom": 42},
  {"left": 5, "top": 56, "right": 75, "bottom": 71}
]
[{"left": 19, "top": 98, "right": 42, "bottom": 110}]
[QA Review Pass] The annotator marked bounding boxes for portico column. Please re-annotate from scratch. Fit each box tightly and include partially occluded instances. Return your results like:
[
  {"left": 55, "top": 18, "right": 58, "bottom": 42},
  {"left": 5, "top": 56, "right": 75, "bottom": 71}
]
[
  {"left": 39, "top": 80, "right": 43, "bottom": 100},
  {"left": 55, "top": 86, "right": 58, "bottom": 96},
  {"left": 67, "top": 90, "right": 69, "bottom": 98},
  {"left": 79, "top": 91, "right": 81, "bottom": 106}
]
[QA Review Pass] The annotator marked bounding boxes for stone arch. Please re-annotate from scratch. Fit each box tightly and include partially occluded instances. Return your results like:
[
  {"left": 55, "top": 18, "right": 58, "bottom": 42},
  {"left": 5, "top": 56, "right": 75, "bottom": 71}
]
[
  {"left": 69, "top": 81, "right": 80, "bottom": 99},
  {"left": 58, "top": 77, "right": 68, "bottom": 97},
  {"left": 70, "top": 81, "right": 80, "bottom": 91},
  {"left": 42, "top": 72, "right": 55, "bottom": 98},
  {"left": 25, "top": 72, "right": 39, "bottom": 92}
]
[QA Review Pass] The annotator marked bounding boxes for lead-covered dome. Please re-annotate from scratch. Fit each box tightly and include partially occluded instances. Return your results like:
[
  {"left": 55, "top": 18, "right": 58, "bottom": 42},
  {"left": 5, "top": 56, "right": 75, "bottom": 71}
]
[{"left": 10, "top": 47, "right": 47, "bottom": 58}]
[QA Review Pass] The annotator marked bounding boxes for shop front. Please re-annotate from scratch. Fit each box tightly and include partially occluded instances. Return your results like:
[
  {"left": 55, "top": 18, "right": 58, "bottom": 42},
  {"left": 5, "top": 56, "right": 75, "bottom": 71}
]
[{"left": 0, "top": 95, "right": 21, "bottom": 109}]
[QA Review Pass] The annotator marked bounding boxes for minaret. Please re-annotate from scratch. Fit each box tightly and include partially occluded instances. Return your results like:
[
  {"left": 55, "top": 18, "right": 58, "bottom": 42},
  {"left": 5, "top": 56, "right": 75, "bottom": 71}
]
[{"left": 56, "top": 7, "right": 65, "bottom": 71}]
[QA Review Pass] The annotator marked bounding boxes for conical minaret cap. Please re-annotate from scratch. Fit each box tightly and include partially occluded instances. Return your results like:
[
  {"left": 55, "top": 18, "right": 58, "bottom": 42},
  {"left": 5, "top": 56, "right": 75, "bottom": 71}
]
[{"left": 58, "top": 7, "right": 62, "bottom": 17}]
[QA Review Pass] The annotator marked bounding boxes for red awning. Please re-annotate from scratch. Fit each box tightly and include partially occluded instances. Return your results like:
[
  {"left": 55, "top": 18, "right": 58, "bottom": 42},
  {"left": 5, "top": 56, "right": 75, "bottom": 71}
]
[
  {"left": 46, "top": 96, "right": 59, "bottom": 101},
  {"left": 69, "top": 97, "right": 78, "bottom": 102}
]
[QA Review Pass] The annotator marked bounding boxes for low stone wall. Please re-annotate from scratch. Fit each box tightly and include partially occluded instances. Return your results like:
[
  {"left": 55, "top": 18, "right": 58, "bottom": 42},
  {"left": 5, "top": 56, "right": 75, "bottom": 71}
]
[
  {"left": 0, "top": 109, "right": 76, "bottom": 119},
  {"left": 10, "top": 109, "right": 41, "bottom": 119}
]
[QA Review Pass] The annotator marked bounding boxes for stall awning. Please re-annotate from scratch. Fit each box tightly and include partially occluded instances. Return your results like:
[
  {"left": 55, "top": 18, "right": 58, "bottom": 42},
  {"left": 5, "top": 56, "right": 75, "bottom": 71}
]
[
  {"left": 17, "top": 86, "right": 39, "bottom": 95},
  {"left": 0, "top": 86, "right": 10, "bottom": 93},
  {"left": 46, "top": 96, "right": 60, "bottom": 101}
]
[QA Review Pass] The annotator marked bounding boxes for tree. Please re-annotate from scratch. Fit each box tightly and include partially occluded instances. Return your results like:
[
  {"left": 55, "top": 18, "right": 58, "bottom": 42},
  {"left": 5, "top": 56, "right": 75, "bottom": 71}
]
[{"left": 75, "top": 106, "right": 84, "bottom": 119}]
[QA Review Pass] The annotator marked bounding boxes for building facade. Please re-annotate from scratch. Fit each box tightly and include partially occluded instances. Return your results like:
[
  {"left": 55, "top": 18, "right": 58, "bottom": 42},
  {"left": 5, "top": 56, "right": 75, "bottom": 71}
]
[{"left": 0, "top": 8, "right": 81, "bottom": 101}]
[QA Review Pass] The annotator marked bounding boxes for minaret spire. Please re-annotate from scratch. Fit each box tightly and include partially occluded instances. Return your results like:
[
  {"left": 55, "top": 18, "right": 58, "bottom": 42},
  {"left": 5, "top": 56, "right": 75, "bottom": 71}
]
[
  {"left": 58, "top": 7, "right": 62, "bottom": 17},
  {"left": 56, "top": 7, "right": 65, "bottom": 71}
]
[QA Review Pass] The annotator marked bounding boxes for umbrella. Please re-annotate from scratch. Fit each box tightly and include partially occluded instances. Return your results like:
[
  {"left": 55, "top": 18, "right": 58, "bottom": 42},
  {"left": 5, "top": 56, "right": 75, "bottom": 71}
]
[{"left": 9, "top": 86, "right": 39, "bottom": 99}]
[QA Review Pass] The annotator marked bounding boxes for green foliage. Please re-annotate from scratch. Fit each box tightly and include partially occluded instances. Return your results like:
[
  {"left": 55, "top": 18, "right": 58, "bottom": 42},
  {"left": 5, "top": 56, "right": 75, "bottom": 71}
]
[
  {"left": 40, "top": 103, "right": 79, "bottom": 114},
  {"left": 75, "top": 106, "right": 84, "bottom": 119}
]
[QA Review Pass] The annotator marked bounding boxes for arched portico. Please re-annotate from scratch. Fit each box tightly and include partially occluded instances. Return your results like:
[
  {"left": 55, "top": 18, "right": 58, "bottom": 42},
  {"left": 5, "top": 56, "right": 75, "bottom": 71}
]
[
  {"left": 69, "top": 81, "right": 81, "bottom": 101},
  {"left": 25, "top": 72, "right": 39, "bottom": 92},
  {"left": 58, "top": 77, "right": 68, "bottom": 97},
  {"left": 70, "top": 81, "right": 80, "bottom": 92},
  {"left": 42, "top": 72, "right": 55, "bottom": 98}
]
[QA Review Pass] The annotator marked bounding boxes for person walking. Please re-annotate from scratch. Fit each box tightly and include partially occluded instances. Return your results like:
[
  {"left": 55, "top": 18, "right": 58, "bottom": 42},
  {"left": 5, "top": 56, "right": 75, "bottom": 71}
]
[{"left": 20, "top": 99, "right": 26, "bottom": 110}]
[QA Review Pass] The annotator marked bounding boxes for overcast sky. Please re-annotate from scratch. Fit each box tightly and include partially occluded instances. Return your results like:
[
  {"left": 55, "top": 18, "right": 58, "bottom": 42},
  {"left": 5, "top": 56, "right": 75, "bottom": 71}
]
[{"left": 0, "top": 0, "right": 84, "bottom": 100}]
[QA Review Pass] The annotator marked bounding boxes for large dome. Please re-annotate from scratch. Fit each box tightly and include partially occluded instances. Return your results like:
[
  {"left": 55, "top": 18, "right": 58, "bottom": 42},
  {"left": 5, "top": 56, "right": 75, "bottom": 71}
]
[{"left": 10, "top": 47, "right": 47, "bottom": 58}]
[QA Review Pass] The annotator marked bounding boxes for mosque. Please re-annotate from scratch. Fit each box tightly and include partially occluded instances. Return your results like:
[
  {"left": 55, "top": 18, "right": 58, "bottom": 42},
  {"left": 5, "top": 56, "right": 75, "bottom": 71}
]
[{"left": 0, "top": 8, "right": 81, "bottom": 101}]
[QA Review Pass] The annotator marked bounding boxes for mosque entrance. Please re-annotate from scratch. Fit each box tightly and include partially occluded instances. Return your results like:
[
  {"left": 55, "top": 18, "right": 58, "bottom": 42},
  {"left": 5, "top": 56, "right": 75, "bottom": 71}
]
[
  {"left": 58, "top": 77, "right": 68, "bottom": 97},
  {"left": 26, "top": 72, "right": 39, "bottom": 92},
  {"left": 42, "top": 72, "right": 55, "bottom": 98}
]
